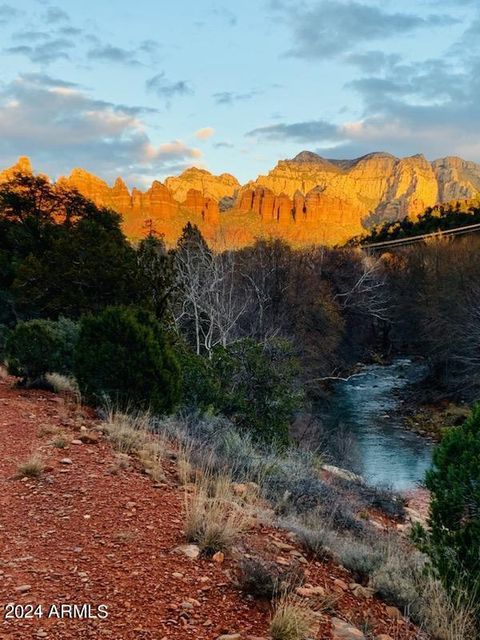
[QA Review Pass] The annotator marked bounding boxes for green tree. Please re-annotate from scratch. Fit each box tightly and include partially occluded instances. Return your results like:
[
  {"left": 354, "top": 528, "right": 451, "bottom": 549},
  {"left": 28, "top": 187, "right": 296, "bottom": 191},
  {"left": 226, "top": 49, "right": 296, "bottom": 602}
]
[
  {"left": 75, "top": 306, "right": 180, "bottom": 414},
  {"left": 414, "top": 406, "right": 480, "bottom": 606},
  {"left": 13, "top": 213, "right": 138, "bottom": 318},
  {"left": 0, "top": 172, "right": 139, "bottom": 320},
  {"left": 176, "top": 222, "right": 210, "bottom": 257},
  {"left": 136, "top": 234, "right": 176, "bottom": 320}
]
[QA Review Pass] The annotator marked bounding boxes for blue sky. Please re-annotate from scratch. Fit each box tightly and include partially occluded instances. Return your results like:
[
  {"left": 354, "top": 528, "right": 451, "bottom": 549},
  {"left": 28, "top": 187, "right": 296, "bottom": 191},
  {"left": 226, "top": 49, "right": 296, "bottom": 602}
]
[{"left": 0, "top": 0, "right": 478, "bottom": 186}]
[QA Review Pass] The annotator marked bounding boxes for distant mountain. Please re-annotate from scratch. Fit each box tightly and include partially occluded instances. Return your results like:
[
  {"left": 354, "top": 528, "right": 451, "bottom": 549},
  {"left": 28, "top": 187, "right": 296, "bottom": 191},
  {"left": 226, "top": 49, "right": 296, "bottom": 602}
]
[{"left": 1, "top": 153, "right": 479, "bottom": 247}]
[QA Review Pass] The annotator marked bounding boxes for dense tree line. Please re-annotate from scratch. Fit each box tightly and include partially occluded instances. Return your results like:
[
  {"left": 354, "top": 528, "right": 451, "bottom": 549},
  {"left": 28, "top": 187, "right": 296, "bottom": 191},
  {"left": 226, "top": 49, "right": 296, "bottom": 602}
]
[
  {"left": 381, "top": 235, "right": 480, "bottom": 399},
  {"left": 356, "top": 200, "right": 480, "bottom": 245}
]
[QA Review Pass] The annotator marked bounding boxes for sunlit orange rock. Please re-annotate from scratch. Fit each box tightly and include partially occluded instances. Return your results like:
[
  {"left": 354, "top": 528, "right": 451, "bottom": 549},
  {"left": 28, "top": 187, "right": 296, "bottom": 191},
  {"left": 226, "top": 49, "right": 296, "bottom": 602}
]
[
  {"left": 183, "top": 189, "right": 220, "bottom": 224},
  {"left": 274, "top": 193, "right": 293, "bottom": 225},
  {"left": 111, "top": 177, "right": 131, "bottom": 212},
  {"left": 0, "top": 156, "right": 32, "bottom": 182},
  {"left": 3, "top": 152, "right": 480, "bottom": 249},
  {"left": 165, "top": 167, "right": 239, "bottom": 202}
]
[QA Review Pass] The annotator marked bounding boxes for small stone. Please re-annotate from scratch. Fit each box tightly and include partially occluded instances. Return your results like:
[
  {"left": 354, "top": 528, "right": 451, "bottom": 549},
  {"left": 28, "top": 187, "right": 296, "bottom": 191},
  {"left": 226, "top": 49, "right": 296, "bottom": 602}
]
[
  {"left": 216, "top": 635, "right": 242, "bottom": 640},
  {"left": 296, "top": 585, "right": 325, "bottom": 598},
  {"left": 60, "top": 458, "right": 72, "bottom": 465},
  {"left": 332, "top": 617, "right": 366, "bottom": 640},
  {"left": 212, "top": 551, "right": 225, "bottom": 563},
  {"left": 385, "top": 606, "right": 402, "bottom": 620},
  {"left": 181, "top": 601, "right": 193, "bottom": 610},
  {"left": 172, "top": 572, "right": 184, "bottom": 579},
  {"left": 15, "top": 584, "right": 31, "bottom": 593},
  {"left": 350, "top": 583, "right": 374, "bottom": 599},
  {"left": 334, "top": 578, "right": 348, "bottom": 591},
  {"left": 173, "top": 544, "right": 200, "bottom": 559},
  {"left": 71, "top": 439, "right": 83, "bottom": 445},
  {"left": 79, "top": 432, "right": 99, "bottom": 445},
  {"left": 376, "top": 635, "right": 394, "bottom": 640},
  {"left": 271, "top": 539, "right": 295, "bottom": 551}
]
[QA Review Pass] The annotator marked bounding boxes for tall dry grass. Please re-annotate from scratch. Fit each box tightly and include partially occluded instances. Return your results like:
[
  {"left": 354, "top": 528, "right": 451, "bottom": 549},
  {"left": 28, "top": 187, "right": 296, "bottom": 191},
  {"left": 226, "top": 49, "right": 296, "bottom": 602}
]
[
  {"left": 270, "top": 594, "right": 314, "bottom": 640},
  {"left": 101, "top": 409, "right": 168, "bottom": 482},
  {"left": 184, "top": 469, "right": 251, "bottom": 555},
  {"left": 16, "top": 453, "right": 45, "bottom": 479}
]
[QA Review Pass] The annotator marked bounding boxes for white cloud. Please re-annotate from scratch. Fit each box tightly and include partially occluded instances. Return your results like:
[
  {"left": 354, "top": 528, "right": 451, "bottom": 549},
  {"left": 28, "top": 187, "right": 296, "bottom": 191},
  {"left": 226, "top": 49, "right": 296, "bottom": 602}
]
[
  {"left": 194, "top": 127, "right": 215, "bottom": 140},
  {"left": 0, "top": 74, "right": 202, "bottom": 184}
]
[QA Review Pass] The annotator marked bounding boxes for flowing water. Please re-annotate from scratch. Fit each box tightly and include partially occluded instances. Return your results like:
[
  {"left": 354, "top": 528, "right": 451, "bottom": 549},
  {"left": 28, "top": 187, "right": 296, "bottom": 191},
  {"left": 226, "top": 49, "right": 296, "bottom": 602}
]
[{"left": 319, "top": 358, "right": 433, "bottom": 490}]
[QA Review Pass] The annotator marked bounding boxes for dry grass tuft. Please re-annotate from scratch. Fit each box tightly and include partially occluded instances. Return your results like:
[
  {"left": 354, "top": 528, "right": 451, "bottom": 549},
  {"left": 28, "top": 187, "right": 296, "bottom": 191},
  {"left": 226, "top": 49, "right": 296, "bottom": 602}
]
[
  {"left": 101, "top": 410, "right": 151, "bottom": 455},
  {"left": 239, "top": 557, "right": 304, "bottom": 600},
  {"left": 102, "top": 410, "right": 169, "bottom": 483},
  {"left": 51, "top": 434, "right": 69, "bottom": 449},
  {"left": 177, "top": 446, "right": 195, "bottom": 485},
  {"left": 108, "top": 453, "right": 131, "bottom": 475},
  {"left": 184, "top": 471, "right": 250, "bottom": 555},
  {"left": 45, "top": 373, "right": 80, "bottom": 398},
  {"left": 270, "top": 594, "right": 314, "bottom": 640},
  {"left": 16, "top": 454, "right": 45, "bottom": 479},
  {"left": 138, "top": 440, "right": 166, "bottom": 483},
  {"left": 37, "top": 423, "right": 60, "bottom": 438},
  {"left": 418, "top": 574, "right": 478, "bottom": 640}
]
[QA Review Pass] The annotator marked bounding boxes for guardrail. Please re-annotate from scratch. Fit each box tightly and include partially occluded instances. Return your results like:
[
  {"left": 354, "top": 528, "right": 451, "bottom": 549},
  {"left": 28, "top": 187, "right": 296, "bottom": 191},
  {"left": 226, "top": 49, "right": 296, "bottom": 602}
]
[{"left": 363, "top": 222, "right": 480, "bottom": 251}]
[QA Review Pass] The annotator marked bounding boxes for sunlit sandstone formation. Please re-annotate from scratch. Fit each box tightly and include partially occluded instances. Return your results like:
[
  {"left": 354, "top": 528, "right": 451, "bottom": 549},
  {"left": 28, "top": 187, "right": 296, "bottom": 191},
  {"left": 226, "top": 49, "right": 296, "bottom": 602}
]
[
  {"left": 165, "top": 167, "right": 239, "bottom": 203},
  {"left": 2, "top": 152, "right": 480, "bottom": 248}
]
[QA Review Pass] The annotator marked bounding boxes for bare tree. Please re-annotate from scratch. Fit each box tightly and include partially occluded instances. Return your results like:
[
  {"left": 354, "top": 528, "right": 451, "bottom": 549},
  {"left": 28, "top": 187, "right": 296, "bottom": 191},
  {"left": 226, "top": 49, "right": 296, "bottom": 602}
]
[
  {"left": 173, "top": 226, "right": 250, "bottom": 356},
  {"left": 333, "top": 253, "right": 390, "bottom": 322}
]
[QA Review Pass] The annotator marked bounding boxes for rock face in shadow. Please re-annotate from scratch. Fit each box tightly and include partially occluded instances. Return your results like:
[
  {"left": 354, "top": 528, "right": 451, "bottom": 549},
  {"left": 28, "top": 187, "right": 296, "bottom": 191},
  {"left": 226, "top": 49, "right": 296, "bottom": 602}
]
[{"left": 2, "top": 152, "right": 480, "bottom": 248}]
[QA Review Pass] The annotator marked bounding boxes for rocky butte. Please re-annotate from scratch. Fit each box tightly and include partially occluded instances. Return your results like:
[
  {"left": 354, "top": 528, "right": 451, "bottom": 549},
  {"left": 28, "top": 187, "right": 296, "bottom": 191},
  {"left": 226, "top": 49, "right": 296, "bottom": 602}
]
[{"left": 1, "top": 152, "right": 480, "bottom": 248}]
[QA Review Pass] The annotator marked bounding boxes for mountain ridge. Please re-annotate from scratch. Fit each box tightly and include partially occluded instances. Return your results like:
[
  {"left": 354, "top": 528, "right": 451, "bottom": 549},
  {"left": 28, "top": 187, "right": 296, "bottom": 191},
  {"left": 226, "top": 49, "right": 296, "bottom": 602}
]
[{"left": 1, "top": 152, "right": 480, "bottom": 247}]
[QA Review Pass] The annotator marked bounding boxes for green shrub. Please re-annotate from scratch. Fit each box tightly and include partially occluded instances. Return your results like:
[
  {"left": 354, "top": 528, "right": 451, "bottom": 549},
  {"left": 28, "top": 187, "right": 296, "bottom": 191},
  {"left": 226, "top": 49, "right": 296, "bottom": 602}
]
[
  {"left": 75, "top": 306, "right": 180, "bottom": 413},
  {"left": 5, "top": 318, "right": 78, "bottom": 385},
  {"left": 52, "top": 317, "right": 79, "bottom": 375},
  {"left": 212, "top": 338, "right": 302, "bottom": 446},
  {"left": 372, "top": 548, "right": 423, "bottom": 611},
  {"left": 175, "top": 339, "right": 220, "bottom": 411},
  {"left": 414, "top": 405, "right": 480, "bottom": 607}
]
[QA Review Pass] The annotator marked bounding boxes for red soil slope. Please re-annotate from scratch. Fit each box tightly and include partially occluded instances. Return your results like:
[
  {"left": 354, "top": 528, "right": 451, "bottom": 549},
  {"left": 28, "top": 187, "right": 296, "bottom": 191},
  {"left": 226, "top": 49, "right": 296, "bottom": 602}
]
[{"left": 0, "top": 376, "right": 423, "bottom": 640}]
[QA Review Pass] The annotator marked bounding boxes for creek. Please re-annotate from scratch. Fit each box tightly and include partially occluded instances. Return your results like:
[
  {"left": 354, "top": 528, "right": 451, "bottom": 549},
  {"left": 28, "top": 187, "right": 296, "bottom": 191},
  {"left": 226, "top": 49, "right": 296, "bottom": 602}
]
[{"left": 319, "top": 358, "right": 433, "bottom": 490}]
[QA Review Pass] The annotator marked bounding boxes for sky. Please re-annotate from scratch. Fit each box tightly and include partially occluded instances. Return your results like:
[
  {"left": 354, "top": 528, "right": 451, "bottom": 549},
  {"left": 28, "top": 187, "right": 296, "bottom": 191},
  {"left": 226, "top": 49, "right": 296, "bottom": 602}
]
[{"left": 0, "top": 0, "right": 478, "bottom": 187}]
